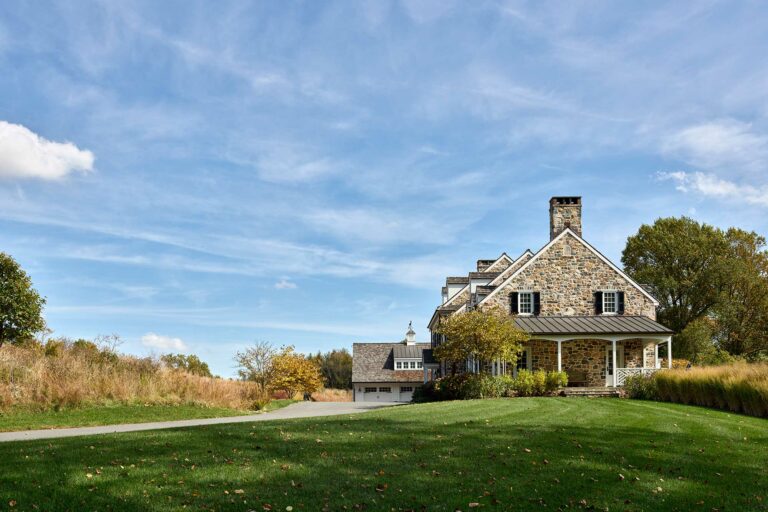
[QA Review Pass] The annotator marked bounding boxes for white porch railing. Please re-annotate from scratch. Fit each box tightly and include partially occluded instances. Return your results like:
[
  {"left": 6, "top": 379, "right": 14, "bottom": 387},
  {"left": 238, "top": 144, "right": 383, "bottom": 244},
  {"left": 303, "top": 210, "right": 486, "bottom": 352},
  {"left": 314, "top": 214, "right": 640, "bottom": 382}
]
[{"left": 616, "top": 368, "right": 661, "bottom": 386}]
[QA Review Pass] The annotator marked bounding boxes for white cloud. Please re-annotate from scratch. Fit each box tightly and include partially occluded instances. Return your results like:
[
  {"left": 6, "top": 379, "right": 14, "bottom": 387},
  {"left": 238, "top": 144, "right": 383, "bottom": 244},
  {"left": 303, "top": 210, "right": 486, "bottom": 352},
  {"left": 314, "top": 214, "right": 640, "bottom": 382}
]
[
  {"left": 274, "top": 279, "right": 297, "bottom": 289},
  {"left": 141, "top": 332, "right": 188, "bottom": 351},
  {"left": 0, "top": 121, "right": 94, "bottom": 180},
  {"left": 663, "top": 120, "right": 768, "bottom": 173},
  {"left": 658, "top": 171, "right": 768, "bottom": 206}
]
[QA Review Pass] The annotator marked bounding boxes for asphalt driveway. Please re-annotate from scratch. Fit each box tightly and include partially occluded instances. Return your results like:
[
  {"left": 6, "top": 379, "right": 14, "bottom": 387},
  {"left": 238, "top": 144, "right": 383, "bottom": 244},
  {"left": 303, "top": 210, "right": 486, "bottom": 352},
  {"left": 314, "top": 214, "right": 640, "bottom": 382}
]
[{"left": 0, "top": 401, "right": 397, "bottom": 443}]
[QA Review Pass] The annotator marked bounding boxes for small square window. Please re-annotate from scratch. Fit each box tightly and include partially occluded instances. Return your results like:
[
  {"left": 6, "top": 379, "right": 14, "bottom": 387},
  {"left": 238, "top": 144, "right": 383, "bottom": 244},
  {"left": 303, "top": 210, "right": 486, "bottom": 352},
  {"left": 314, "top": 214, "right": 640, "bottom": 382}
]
[
  {"left": 365, "top": 387, "right": 376, "bottom": 393},
  {"left": 518, "top": 292, "right": 533, "bottom": 314},
  {"left": 409, "top": 361, "right": 416, "bottom": 369},
  {"left": 603, "top": 291, "right": 617, "bottom": 314},
  {"left": 417, "top": 362, "right": 423, "bottom": 369},
  {"left": 401, "top": 386, "right": 413, "bottom": 392},
  {"left": 396, "top": 361, "right": 402, "bottom": 369},
  {"left": 379, "top": 387, "right": 391, "bottom": 393}
]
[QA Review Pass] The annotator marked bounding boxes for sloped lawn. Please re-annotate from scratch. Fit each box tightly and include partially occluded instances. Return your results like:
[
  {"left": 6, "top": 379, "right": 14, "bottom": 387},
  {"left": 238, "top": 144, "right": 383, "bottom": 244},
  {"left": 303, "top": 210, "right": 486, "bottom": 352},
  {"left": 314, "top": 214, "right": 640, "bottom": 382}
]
[{"left": 0, "top": 398, "right": 766, "bottom": 511}]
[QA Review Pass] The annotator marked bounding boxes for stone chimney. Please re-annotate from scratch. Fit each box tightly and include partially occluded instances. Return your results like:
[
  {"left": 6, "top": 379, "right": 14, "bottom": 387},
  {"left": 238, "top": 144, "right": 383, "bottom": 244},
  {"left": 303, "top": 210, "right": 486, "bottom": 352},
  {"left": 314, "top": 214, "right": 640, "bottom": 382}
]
[
  {"left": 404, "top": 321, "right": 416, "bottom": 345},
  {"left": 549, "top": 196, "right": 582, "bottom": 240}
]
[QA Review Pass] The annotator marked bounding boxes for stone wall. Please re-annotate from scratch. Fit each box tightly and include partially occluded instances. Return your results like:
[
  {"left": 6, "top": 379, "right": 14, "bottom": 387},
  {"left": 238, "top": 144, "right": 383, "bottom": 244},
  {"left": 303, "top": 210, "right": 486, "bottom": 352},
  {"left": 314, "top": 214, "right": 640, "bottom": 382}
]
[
  {"left": 481, "top": 232, "right": 657, "bottom": 318},
  {"left": 490, "top": 252, "right": 533, "bottom": 285},
  {"left": 623, "top": 339, "right": 643, "bottom": 368}
]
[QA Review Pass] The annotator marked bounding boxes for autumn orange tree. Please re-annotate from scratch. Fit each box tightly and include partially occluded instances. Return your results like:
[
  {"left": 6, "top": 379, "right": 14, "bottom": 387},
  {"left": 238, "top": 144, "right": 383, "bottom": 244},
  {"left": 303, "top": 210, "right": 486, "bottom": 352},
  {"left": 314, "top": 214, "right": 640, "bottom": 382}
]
[
  {"left": 268, "top": 346, "right": 323, "bottom": 397},
  {"left": 434, "top": 306, "right": 529, "bottom": 375}
]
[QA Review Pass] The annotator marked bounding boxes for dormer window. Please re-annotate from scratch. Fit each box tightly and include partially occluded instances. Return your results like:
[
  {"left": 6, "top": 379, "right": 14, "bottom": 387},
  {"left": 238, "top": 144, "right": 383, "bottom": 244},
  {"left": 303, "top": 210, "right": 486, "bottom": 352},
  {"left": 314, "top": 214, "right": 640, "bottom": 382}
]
[{"left": 603, "top": 291, "right": 617, "bottom": 314}]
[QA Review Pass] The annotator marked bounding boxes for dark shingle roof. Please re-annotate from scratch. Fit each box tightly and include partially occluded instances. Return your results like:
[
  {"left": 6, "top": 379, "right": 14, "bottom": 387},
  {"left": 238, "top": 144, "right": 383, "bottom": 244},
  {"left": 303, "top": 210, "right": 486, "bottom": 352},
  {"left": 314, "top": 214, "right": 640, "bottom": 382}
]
[
  {"left": 352, "top": 343, "right": 430, "bottom": 383},
  {"left": 514, "top": 315, "right": 672, "bottom": 335}
]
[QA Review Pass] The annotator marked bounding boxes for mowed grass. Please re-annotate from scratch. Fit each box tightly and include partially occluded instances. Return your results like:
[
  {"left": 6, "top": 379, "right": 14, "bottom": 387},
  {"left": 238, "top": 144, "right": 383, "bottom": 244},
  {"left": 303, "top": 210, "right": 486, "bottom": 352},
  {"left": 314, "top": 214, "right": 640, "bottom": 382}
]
[
  {"left": 1, "top": 398, "right": 766, "bottom": 511},
  {"left": 0, "top": 400, "right": 295, "bottom": 432}
]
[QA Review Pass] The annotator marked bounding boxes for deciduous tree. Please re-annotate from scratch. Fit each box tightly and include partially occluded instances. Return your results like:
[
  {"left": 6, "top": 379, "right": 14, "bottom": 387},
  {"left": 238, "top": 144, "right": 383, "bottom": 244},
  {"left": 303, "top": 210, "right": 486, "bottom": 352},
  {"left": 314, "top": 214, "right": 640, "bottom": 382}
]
[
  {"left": 269, "top": 346, "right": 323, "bottom": 396},
  {"left": 434, "top": 306, "right": 529, "bottom": 375},
  {"left": 234, "top": 341, "right": 277, "bottom": 391},
  {"left": 0, "top": 253, "right": 46, "bottom": 347}
]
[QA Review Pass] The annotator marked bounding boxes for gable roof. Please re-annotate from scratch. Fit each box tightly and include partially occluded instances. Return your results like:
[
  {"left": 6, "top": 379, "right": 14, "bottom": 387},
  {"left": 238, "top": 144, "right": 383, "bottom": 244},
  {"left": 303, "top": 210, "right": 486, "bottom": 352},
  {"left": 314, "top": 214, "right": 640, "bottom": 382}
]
[
  {"left": 485, "top": 252, "right": 514, "bottom": 272},
  {"left": 489, "top": 249, "right": 534, "bottom": 286},
  {"left": 352, "top": 343, "right": 429, "bottom": 383},
  {"left": 477, "top": 228, "right": 660, "bottom": 307}
]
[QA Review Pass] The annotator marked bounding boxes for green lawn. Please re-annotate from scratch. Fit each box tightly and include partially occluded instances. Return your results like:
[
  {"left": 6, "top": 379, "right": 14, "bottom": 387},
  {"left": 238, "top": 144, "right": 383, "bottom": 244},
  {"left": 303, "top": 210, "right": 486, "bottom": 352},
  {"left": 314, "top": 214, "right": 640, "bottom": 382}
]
[
  {"left": 0, "top": 401, "right": 294, "bottom": 432},
  {"left": 1, "top": 398, "right": 766, "bottom": 511}
]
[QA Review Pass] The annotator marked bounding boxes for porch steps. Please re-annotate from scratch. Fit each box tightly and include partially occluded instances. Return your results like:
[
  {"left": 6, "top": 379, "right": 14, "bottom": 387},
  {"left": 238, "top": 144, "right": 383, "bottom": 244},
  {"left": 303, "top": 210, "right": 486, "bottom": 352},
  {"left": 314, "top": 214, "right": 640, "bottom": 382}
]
[{"left": 562, "top": 387, "right": 622, "bottom": 398}]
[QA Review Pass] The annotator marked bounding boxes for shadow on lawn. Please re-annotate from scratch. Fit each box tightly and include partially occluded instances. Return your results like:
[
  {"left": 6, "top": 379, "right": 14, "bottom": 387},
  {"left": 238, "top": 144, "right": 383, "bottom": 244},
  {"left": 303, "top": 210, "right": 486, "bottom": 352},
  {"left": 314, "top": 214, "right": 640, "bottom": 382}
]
[{"left": 0, "top": 399, "right": 766, "bottom": 511}]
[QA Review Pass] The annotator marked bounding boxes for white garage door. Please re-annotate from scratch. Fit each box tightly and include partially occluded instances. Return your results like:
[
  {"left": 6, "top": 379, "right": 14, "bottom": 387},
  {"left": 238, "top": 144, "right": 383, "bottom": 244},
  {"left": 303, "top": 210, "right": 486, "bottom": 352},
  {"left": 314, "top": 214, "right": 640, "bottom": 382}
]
[
  {"left": 399, "top": 386, "right": 414, "bottom": 402},
  {"left": 362, "top": 386, "right": 394, "bottom": 402}
]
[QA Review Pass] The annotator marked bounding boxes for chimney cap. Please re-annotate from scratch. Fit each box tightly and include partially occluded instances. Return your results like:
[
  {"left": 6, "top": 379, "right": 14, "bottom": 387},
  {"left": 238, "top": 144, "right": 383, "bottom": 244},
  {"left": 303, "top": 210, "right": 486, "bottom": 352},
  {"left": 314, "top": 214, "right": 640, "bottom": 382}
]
[{"left": 550, "top": 196, "right": 581, "bottom": 205}]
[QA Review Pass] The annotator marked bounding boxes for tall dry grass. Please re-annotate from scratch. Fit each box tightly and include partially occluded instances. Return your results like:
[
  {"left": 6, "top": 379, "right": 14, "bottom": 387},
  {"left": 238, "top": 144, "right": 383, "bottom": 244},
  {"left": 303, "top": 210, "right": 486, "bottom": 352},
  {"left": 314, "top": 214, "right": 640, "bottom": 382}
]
[
  {"left": 310, "top": 388, "right": 352, "bottom": 402},
  {"left": 0, "top": 342, "right": 264, "bottom": 411},
  {"left": 654, "top": 363, "right": 768, "bottom": 418}
]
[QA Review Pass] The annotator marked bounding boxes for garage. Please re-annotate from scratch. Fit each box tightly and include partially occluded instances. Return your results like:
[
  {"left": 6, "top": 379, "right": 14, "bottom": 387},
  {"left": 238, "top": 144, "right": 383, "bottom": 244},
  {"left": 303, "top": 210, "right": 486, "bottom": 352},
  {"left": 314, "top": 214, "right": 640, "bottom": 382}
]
[
  {"left": 360, "top": 385, "right": 395, "bottom": 402},
  {"left": 352, "top": 337, "right": 429, "bottom": 403}
]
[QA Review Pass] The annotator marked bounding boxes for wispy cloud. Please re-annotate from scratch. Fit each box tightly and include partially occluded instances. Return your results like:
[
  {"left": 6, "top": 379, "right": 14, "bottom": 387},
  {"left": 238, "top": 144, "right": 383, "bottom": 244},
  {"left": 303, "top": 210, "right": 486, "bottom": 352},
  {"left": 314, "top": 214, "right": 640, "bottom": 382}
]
[
  {"left": 0, "top": 121, "right": 94, "bottom": 180},
  {"left": 663, "top": 120, "right": 768, "bottom": 173},
  {"left": 274, "top": 279, "right": 297, "bottom": 290},
  {"left": 658, "top": 171, "right": 768, "bottom": 207},
  {"left": 141, "top": 332, "right": 188, "bottom": 351}
]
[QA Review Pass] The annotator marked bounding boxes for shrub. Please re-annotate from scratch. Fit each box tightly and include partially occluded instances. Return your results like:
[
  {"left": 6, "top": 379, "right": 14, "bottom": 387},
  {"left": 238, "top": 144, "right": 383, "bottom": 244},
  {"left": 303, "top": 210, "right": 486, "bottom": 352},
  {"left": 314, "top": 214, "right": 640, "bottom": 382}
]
[
  {"left": 633, "top": 363, "right": 768, "bottom": 418},
  {"left": 413, "top": 370, "right": 568, "bottom": 402},
  {"left": 624, "top": 374, "right": 659, "bottom": 400}
]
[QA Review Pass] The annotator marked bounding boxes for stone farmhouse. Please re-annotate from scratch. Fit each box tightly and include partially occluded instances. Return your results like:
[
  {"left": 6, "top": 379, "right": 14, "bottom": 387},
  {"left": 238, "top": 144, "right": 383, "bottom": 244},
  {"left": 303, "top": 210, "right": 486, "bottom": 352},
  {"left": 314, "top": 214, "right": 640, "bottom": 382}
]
[{"left": 424, "top": 197, "right": 673, "bottom": 388}]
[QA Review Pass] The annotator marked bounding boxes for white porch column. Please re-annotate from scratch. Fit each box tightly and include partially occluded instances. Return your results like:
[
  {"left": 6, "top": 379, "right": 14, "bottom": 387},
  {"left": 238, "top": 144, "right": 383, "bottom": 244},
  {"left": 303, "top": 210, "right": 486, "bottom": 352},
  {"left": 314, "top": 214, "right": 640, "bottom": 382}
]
[
  {"left": 556, "top": 340, "right": 562, "bottom": 372},
  {"left": 611, "top": 339, "right": 617, "bottom": 387},
  {"left": 654, "top": 343, "right": 660, "bottom": 369},
  {"left": 667, "top": 337, "right": 673, "bottom": 369}
]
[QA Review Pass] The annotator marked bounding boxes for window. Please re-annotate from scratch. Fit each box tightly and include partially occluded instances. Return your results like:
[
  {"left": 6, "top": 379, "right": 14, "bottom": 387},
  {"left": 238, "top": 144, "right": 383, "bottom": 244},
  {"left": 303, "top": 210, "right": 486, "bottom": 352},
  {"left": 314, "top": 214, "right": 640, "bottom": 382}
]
[
  {"left": 603, "top": 291, "right": 617, "bottom": 314},
  {"left": 401, "top": 386, "right": 413, "bottom": 392},
  {"left": 516, "top": 349, "right": 529, "bottom": 371},
  {"left": 364, "top": 387, "right": 376, "bottom": 393},
  {"left": 518, "top": 292, "right": 533, "bottom": 314},
  {"left": 379, "top": 387, "right": 391, "bottom": 393},
  {"left": 409, "top": 361, "right": 416, "bottom": 369},
  {"left": 396, "top": 361, "right": 402, "bottom": 369},
  {"left": 417, "top": 361, "right": 423, "bottom": 369}
]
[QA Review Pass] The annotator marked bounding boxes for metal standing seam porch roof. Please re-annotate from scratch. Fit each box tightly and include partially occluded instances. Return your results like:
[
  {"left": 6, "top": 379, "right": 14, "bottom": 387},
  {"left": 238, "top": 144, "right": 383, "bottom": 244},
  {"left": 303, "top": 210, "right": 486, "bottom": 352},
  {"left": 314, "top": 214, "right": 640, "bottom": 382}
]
[{"left": 514, "top": 315, "right": 673, "bottom": 336}]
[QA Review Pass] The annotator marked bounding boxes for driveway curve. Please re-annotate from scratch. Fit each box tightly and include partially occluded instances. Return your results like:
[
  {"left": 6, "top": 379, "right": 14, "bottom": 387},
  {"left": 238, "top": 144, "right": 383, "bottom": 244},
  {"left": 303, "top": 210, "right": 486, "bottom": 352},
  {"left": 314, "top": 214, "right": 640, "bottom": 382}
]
[{"left": 0, "top": 401, "right": 397, "bottom": 443}]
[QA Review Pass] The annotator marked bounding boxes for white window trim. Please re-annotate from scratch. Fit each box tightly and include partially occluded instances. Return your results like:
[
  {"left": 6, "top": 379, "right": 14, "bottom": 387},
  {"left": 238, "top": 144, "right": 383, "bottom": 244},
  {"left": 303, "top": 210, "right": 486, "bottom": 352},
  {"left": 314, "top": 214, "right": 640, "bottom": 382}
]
[
  {"left": 602, "top": 290, "right": 618, "bottom": 315},
  {"left": 518, "top": 291, "right": 534, "bottom": 316}
]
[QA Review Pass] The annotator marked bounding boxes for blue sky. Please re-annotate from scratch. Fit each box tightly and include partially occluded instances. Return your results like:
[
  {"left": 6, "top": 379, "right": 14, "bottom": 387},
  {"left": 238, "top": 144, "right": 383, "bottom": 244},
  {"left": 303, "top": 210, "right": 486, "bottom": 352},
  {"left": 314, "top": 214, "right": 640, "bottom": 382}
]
[{"left": 1, "top": 1, "right": 767, "bottom": 376}]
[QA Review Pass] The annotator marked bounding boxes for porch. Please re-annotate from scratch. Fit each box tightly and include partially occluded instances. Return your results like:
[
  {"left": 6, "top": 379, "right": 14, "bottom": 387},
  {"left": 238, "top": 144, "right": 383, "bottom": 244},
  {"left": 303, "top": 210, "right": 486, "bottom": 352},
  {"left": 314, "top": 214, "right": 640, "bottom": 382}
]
[
  {"left": 424, "top": 315, "right": 674, "bottom": 388},
  {"left": 510, "top": 315, "right": 673, "bottom": 387}
]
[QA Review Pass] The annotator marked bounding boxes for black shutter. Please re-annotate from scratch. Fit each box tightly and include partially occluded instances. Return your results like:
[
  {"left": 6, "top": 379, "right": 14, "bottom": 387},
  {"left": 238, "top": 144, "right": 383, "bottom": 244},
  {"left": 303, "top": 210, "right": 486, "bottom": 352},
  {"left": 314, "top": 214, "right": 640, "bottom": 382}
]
[
  {"left": 533, "top": 292, "right": 541, "bottom": 315},
  {"left": 617, "top": 291, "right": 625, "bottom": 315},
  {"left": 510, "top": 292, "right": 519, "bottom": 314},
  {"left": 594, "top": 291, "right": 603, "bottom": 315}
]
